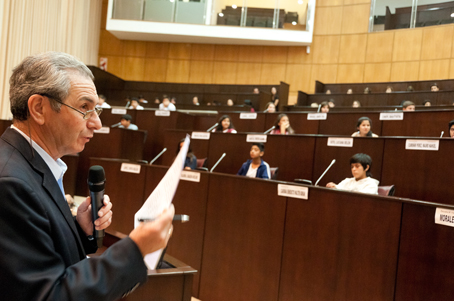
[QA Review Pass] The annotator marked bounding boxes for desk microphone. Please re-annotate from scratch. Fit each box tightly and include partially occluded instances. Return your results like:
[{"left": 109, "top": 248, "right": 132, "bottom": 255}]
[
  {"left": 125, "top": 101, "right": 130, "bottom": 109},
  {"left": 263, "top": 108, "right": 269, "bottom": 113},
  {"left": 210, "top": 153, "right": 226, "bottom": 172},
  {"left": 317, "top": 104, "right": 321, "bottom": 113},
  {"left": 314, "top": 159, "right": 336, "bottom": 186},
  {"left": 440, "top": 131, "right": 444, "bottom": 138},
  {"left": 206, "top": 123, "right": 219, "bottom": 132},
  {"left": 149, "top": 148, "right": 167, "bottom": 165},
  {"left": 88, "top": 166, "right": 106, "bottom": 248},
  {"left": 111, "top": 122, "right": 121, "bottom": 128},
  {"left": 264, "top": 126, "right": 275, "bottom": 134}
]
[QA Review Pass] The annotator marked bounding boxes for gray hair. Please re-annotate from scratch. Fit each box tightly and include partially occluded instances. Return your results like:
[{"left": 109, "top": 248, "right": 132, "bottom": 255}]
[{"left": 9, "top": 51, "right": 94, "bottom": 121}]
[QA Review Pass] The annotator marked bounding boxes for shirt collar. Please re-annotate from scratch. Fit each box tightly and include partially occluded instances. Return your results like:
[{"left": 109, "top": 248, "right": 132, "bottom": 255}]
[{"left": 11, "top": 125, "right": 67, "bottom": 182}]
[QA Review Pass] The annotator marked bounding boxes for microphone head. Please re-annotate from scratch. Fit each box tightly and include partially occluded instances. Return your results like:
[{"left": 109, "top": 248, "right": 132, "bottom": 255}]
[
  {"left": 88, "top": 166, "right": 105, "bottom": 191},
  {"left": 221, "top": 153, "right": 226, "bottom": 158},
  {"left": 331, "top": 159, "right": 336, "bottom": 164},
  {"left": 163, "top": 148, "right": 167, "bottom": 152}
]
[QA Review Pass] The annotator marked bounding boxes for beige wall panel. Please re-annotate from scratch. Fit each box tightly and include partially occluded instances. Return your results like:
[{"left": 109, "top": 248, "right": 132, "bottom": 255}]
[
  {"left": 285, "top": 64, "right": 312, "bottom": 92},
  {"left": 146, "top": 42, "right": 170, "bottom": 59},
  {"left": 421, "top": 26, "right": 453, "bottom": 60},
  {"left": 392, "top": 29, "right": 423, "bottom": 62},
  {"left": 99, "top": 30, "right": 123, "bottom": 56},
  {"left": 238, "top": 46, "right": 263, "bottom": 63},
  {"left": 122, "top": 57, "right": 145, "bottom": 81},
  {"left": 144, "top": 58, "right": 168, "bottom": 82},
  {"left": 236, "top": 63, "right": 263, "bottom": 85},
  {"left": 363, "top": 63, "right": 392, "bottom": 83},
  {"left": 102, "top": 55, "right": 124, "bottom": 78},
  {"left": 313, "top": 6, "right": 343, "bottom": 35},
  {"left": 260, "top": 63, "right": 287, "bottom": 84},
  {"left": 337, "top": 64, "right": 364, "bottom": 83},
  {"left": 365, "top": 31, "right": 394, "bottom": 63},
  {"left": 317, "top": 0, "right": 344, "bottom": 7},
  {"left": 101, "top": 0, "right": 108, "bottom": 30},
  {"left": 213, "top": 62, "right": 238, "bottom": 84},
  {"left": 288, "top": 92, "right": 298, "bottom": 105},
  {"left": 418, "top": 59, "right": 450, "bottom": 81},
  {"left": 123, "top": 41, "right": 147, "bottom": 57},
  {"left": 343, "top": 0, "right": 370, "bottom": 4},
  {"left": 191, "top": 44, "right": 215, "bottom": 61},
  {"left": 310, "top": 64, "right": 339, "bottom": 90},
  {"left": 312, "top": 35, "right": 341, "bottom": 64},
  {"left": 189, "top": 61, "right": 214, "bottom": 84},
  {"left": 339, "top": 34, "right": 367, "bottom": 63},
  {"left": 341, "top": 4, "right": 370, "bottom": 34},
  {"left": 166, "top": 60, "right": 190, "bottom": 83},
  {"left": 214, "top": 45, "right": 239, "bottom": 61},
  {"left": 287, "top": 46, "right": 312, "bottom": 64},
  {"left": 262, "top": 46, "right": 288, "bottom": 63},
  {"left": 450, "top": 59, "right": 454, "bottom": 79},
  {"left": 390, "top": 61, "right": 420, "bottom": 81},
  {"left": 168, "top": 43, "right": 192, "bottom": 59}
]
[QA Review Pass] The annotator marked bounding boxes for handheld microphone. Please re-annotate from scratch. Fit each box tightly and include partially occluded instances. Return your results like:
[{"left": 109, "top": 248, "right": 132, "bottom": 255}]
[
  {"left": 314, "top": 159, "right": 336, "bottom": 187},
  {"left": 317, "top": 104, "right": 321, "bottom": 113},
  {"left": 207, "top": 123, "right": 219, "bottom": 132},
  {"left": 125, "top": 101, "right": 130, "bottom": 108},
  {"left": 149, "top": 148, "right": 167, "bottom": 165},
  {"left": 264, "top": 126, "right": 275, "bottom": 134},
  {"left": 210, "top": 153, "right": 226, "bottom": 172},
  {"left": 263, "top": 109, "right": 269, "bottom": 113},
  {"left": 88, "top": 166, "right": 106, "bottom": 248},
  {"left": 440, "top": 131, "right": 444, "bottom": 138},
  {"left": 111, "top": 122, "right": 121, "bottom": 128}
]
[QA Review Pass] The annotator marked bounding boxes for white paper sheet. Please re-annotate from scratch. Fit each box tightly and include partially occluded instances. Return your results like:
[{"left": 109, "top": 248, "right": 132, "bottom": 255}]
[{"left": 134, "top": 134, "right": 190, "bottom": 269}]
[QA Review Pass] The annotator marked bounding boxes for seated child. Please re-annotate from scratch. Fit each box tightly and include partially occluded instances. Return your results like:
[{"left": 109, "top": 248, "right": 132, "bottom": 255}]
[
  {"left": 326, "top": 153, "right": 379, "bottom": 194},
  {"left": 237, "top": 143, "right": 270, "bottom": 179}
]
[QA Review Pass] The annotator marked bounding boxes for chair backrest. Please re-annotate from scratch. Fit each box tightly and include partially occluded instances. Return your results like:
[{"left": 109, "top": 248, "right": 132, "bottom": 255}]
[
  {"left": 378, "top": 185, "right": 395, "bottom": 197},
  {"left": 197, "top": 158, "right": 207, "bottom": 168},
  {"left": 270, "top": 167, "right": 279, "bottom": 180}
]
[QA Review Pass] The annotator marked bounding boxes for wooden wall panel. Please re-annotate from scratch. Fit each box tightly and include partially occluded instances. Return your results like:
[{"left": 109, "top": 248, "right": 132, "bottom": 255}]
[
  {"left": 421, "top": 26, "right": 453, "bottom": 60},
  {"left": 143, "top": 58, "right": 167, "bottom": 82},
  {"left": 285, "top": 64, "right": 312, "bottom": 92},
  {"left": 189, "top": 60, "right": 214, "bottom": 84},
  {"left": 263, "top": 46, "right": 288, "bottom": 63},
  {"left": 450, "top": 59, "right": 454, "bottom": 79},
  {"left": 338, "top": 34, "right": 367, "bottom": 63},
  {"left": 341, "top": 4, "right": 370, "bottom": 34},
  {"left": 391, "top": 62, "right": 420, "bottom": 81},
  {"left": 343, "top": 0, "right": 370, "bottom": 4},
  {"left": 311, "top": 64, "right": 338, "bottom": 86},
  {"left": 214, "top": 45, "right": 239, "bottom": 62},
  {"left": 101, "top": 55, "right": 123, "bottom": 78},
  {"left": 366, "top": 31, "right": 394, "bottom": 63},
  {"left": 312, "top": 35, "right": 341, "bottom": 64},
  {"left": 337, "top": 64, "right": 364, "bottom": 83},
  {"left": 317, "top": 0, "right": 344, "bottom": 7},
  {"left": 166, "top": 59, "right": 190, "bottom": 83},
  {"left": 123, "top": 41, "right": 146, "bottom": 57},
  {"left": 236, "top": 62, "right": 263, "bottom": 85},
  {"left": 238, "top": 46, "right": 263, "bottom": 63},
  {"left": 392, "top": 29, "right": 423, "bottom": 62},
  {"left": 260, "top": 63, "right": 287, "bottom": 84},
  {"left": 313, "top": 6, "right": 343, "bottom": 35},
  {"left": 213, "top": 61, "right": 238, "bottom": 84},
  {"left": 99, "top": 30, "right": 123, "bottom": 56},
  {"left": 168, "top": 43, "right": 192, "bottom": 59},
  {"left": 363, "top": 63, "right": 391, "bottom": 82},
  {"left": 122, "top": 57, "right": 145, "bottom": 81},
  {"left": 287, "top": 46, "right": 312, "bottom": 64},
  {"left": 419, "top": 59, "right": 450, "bottom": 81},
  {"left": 146, "top": 42, "right": 169, "bottom": 58},
  {"left": 191, "top": 44, "right": 215, "bottom": 61}
]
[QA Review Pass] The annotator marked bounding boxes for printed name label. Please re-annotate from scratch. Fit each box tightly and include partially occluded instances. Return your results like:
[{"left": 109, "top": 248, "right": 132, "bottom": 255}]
[
  {"left": 155, "top": 110, "right": 171, "bottom": 116},
  {"left": 240, "top": 113, "right": 257, "bottom": 119},
  {"left": 94, "top": 127, "right": 110, "bottom": 134},
  {"left": 405, "top": 139, "right": 439, "bottom": 151},
  {"left": 180, "top": 171, "right": 201, "bottom": 182},
  {"left": 380, "top": 112, "right": 404, "bottom": 120},
  {"left": 120, "top": 163, "right": 141, "bottom": 174},
  {"left": 191, "top": 132, "right": 210, "bottom": 140},
  {"left": 278, "top": 184, "right": 308, "bottom": 200},
  {"left": 307, "top": 113, "right": 327, "bottom": 120},
  {"left": 327, "top": 137, "right": 353, "bottom": 147},
  {"left": 112, "top": 108, "right": 127, "bottom": 115},
  {"left": 246, "top": 134, "right": 267, "bottom": 143},
  {"left": 435, "top": 208, "right": 454, "bottom": 227}
]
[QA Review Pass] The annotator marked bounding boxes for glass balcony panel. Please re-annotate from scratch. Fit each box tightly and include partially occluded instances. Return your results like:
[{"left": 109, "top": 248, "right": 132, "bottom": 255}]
[
  {"left": 113, "top": 0, "right": 144, "bottom": 20},
  {"left": 415, "top": 0, "right": 454, "bottom": 27},
  {"left": 143, "top": 0, "right": 175, "bottom": 22},
  {"left": 371, "top": 0, "right": 413, "bottom": 32},
  {"left": 175, "top": 0, "right": 207, "bottom": 25}
]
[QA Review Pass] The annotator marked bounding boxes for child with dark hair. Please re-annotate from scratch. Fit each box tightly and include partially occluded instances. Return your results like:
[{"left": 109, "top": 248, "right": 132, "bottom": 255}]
[
  {"left": 212, "top": 115, "right": 237, "bottom": 133},
  {"left": 177, "top": 139, "right": 197, "bottom": 170},
  {"left": 270, "top": 114, "right": 295, "bottom": 135},
  {"left": 237, "top": 143, "right": 270, "bottom": 179},
  {"left": 320, "top": 101, "right": 330, "bottom": 113},
  {"left": 326, "top": 153, "right": 379, "bottom": 194},
  {"left": 351, "top": 117, "right": 378, "bottom": 137},
  {"left": 449, "top": 119, "right": 454, "bottom": 138}
]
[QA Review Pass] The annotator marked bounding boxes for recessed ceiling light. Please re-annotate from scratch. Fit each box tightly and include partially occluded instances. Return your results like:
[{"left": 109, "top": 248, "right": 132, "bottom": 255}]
[
  {"left": 232, "top": 4, "right": 237, "bottom": 9},
  {"left": 298, "top": 0, "right": 303, "bottom": 4},
  {"left": 292, "top": 21, "right": 297, "bottom": 25},
  {"left": 219, "top": 13, "right": 224, "bottom": 17},
  {"left": 451, "top": 12, "right": 454, "bottom": 17}
]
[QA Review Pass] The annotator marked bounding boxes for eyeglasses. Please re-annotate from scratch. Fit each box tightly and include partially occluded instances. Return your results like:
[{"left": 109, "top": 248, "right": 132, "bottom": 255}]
[{"left": 40, "top": 94, "right": 102, "bottom": 120}]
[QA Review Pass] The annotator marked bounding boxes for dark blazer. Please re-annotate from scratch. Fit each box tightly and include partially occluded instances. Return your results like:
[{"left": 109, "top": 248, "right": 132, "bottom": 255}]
[
  {"left": 0, "top": 127, "right": 147, "bottom": 300},
  {"left": 237, "top": 159, "right": 270, "bottom": 179}
]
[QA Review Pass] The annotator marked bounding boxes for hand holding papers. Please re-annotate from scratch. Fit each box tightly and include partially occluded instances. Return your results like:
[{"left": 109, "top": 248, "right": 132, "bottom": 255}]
[{"left": 134, "top": 134, "right": 190, "bottom": 269}]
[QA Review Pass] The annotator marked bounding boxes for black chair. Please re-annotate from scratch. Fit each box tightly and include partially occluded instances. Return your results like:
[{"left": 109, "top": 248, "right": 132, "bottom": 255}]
[
  {"left": 378, "top": 185, "right": 395, "bottom": 197},
  {"left": 270, "top": 167, "right": 279, "bottom": 180}
]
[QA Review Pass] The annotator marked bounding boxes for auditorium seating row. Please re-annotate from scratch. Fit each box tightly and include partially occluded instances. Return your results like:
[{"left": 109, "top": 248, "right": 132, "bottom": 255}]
[
  {"left": 89, "top": 66, "right": 289, "bottom": 111},
  {"left": 89, "top": 158, "right": 454, "bottom": 301},
  {"left": 286, "top": 104, "right": 454, "bottom": 112},
  {"left": 297, "top": 89, "right": 454, "bottom": 107}
]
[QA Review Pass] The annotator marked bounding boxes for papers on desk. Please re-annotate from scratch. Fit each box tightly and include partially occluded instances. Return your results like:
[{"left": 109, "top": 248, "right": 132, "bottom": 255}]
[{"left": 134, "top": 134, "right": 190, "bottom": 270}]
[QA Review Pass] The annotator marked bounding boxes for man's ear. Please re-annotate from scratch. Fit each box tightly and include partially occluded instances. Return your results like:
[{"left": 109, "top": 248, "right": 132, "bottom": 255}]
[
  {"left": 27, "top": 95, "right": 46, "bottom": 125},
  {"left": 365, "top": 165, "right": 370, "bottom": 172},
  {"left": 260, "top": 151, "right": 264, "bottom": 157}
]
